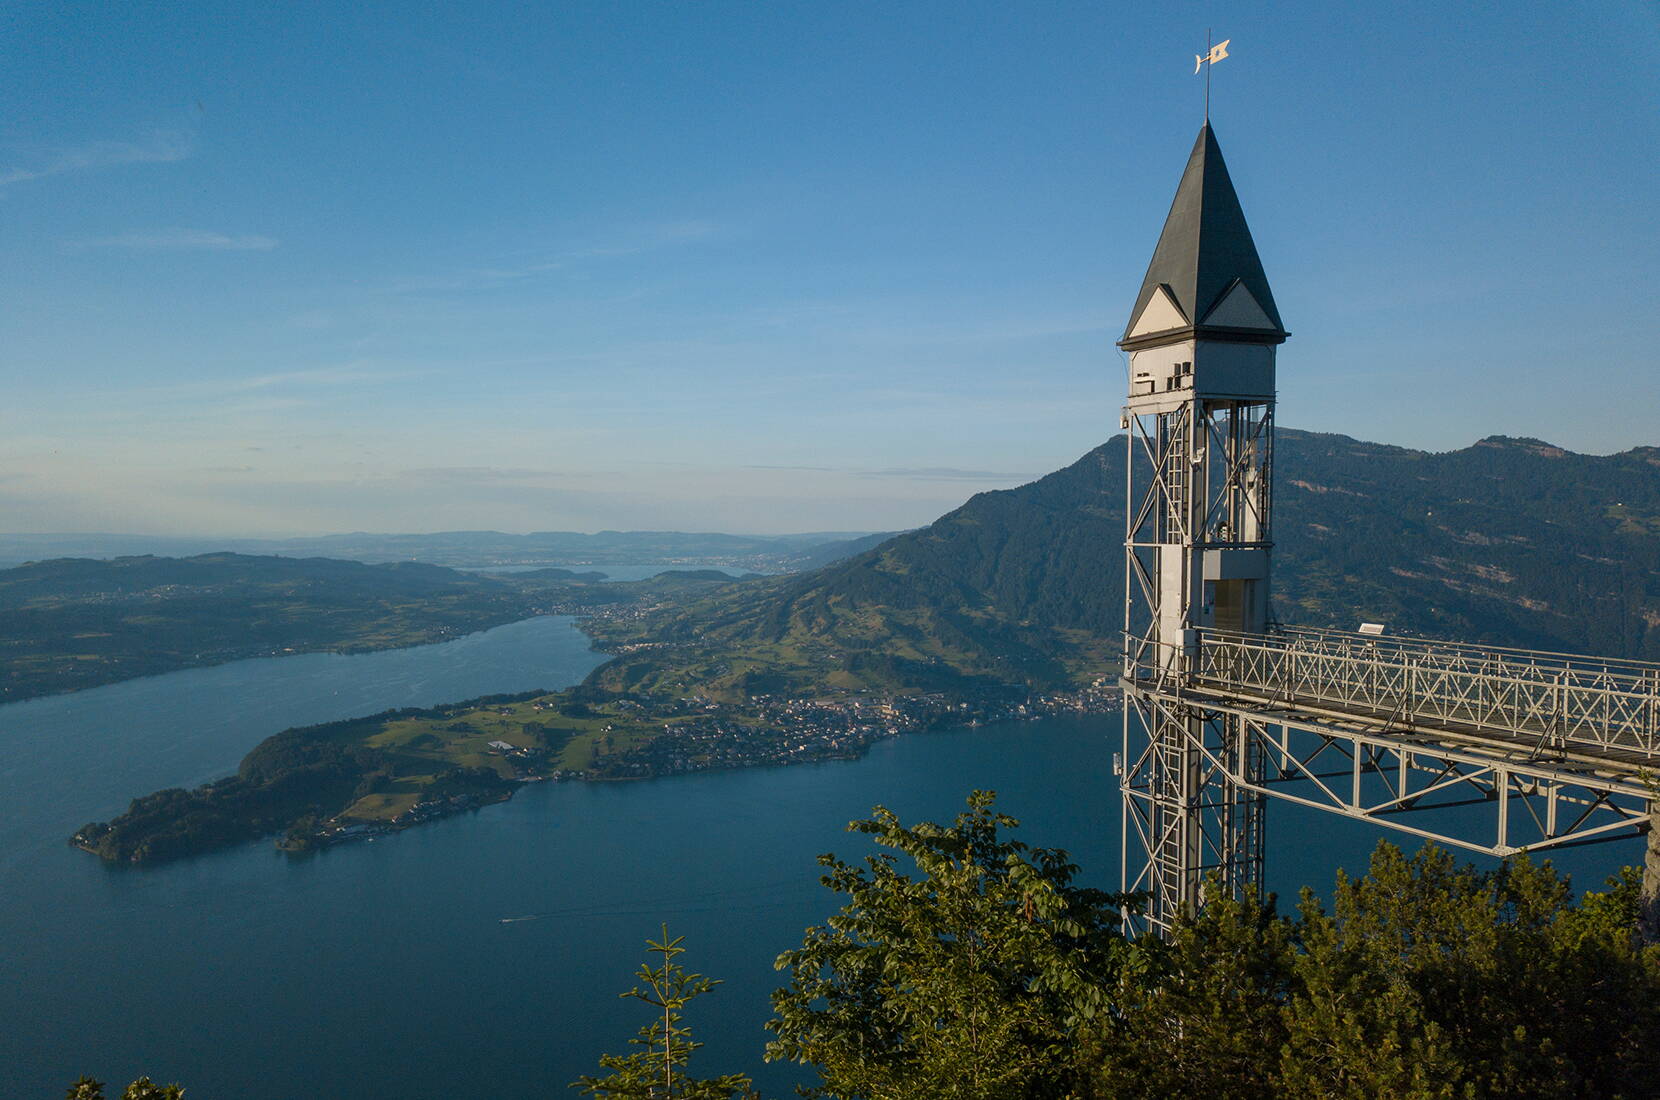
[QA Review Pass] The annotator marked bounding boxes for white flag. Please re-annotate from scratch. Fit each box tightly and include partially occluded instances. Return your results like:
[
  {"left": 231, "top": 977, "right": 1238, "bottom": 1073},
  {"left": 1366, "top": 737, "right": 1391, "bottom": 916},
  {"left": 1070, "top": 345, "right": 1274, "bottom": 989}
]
[{"left": 1194, "top": 39, "right": 1231, "bottom": 74}]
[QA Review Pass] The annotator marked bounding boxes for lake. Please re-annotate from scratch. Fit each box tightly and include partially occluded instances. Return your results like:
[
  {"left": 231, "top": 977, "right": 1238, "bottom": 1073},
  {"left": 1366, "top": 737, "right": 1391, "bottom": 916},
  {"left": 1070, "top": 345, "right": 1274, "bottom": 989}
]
[{"left": 0, "top": 616, "right": 1642, "bottom": 1097}]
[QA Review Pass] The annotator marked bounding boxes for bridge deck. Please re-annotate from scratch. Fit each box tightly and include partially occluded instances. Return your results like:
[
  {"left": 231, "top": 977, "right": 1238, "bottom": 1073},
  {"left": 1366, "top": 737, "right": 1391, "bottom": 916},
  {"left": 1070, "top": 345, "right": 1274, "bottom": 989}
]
[{"left": 1178, "top": 626, "right": 1660, "bottom": 770}]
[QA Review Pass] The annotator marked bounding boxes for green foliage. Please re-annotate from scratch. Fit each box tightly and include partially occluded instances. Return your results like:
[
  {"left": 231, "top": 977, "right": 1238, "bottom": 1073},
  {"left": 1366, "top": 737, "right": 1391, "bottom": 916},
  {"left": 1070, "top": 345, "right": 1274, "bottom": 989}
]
[
  {"left": 765, "top": 792, "right": 1144, "bottom": 1099},
  {"left": 757, "top": 799, "right": 1655, "bottom": 1099},
  {"left": 573, "top": 925, "right": 757, "bottom": 1099},
  {"left": 1083, "top": 887, "right": 1294, "bottom": 1099},
  {"left": 1088, "top": 843, "right": 1660, "bottom": 1099},
  {"left": 1278, "top": 846, "right": 1660, "bottom": 1099},
  {"left": 64, "top": 1077, "right": 184, "bottom": 1099}
]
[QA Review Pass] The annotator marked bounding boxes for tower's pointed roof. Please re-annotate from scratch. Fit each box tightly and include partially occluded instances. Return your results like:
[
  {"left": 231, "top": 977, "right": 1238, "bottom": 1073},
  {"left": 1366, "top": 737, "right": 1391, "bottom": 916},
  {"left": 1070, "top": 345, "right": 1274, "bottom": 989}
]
[{"left": 1119, "top": 123, "right": 1286, "bottom": 348}]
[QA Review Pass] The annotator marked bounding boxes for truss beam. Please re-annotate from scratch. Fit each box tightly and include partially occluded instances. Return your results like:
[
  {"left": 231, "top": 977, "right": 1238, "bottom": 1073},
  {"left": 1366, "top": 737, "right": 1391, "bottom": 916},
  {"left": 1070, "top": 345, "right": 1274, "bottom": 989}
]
[{"left": 1134, "top": 688, "right": 1653, "bottom": 858}]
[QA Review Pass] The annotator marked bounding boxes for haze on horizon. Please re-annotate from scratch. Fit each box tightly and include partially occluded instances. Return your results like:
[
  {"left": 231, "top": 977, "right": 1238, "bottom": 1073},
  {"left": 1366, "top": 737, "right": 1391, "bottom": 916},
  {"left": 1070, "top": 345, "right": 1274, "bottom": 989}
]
[{"left": 4, "top": 2, "right": 1656, "bottom": 538}]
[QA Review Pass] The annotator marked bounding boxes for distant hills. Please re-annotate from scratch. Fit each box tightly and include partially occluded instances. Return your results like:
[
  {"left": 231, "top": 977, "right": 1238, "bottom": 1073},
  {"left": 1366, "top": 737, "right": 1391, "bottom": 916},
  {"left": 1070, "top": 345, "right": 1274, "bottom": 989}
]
[
  {"left": 1274, "top": 433, "right": 1660, "bottom": 658},
  {"left": 9, "top": 428, "right": 1657, "bottom": 708},
  {"left": 0, "top": 554, "right": 609, "bottom": 702},
  {"left": 0, "top": 554, "right": 531, "bottom": 701},
  {"left": 0, "top": 529, "right": 889, "bottom": 573}
]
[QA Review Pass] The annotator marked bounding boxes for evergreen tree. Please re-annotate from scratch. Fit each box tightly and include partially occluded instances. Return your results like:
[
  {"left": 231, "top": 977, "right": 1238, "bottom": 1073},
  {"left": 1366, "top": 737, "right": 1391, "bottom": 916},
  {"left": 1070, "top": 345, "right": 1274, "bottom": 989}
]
[
  {"left": 573, "top": 925, "right": 757, "bottom": 1099},
  {"left": 1278, "top": 845, "right": 1660, "bottom": 1099},
  {"left": 1087, "top": 841, "right": 1660, "bottom": 1098}
]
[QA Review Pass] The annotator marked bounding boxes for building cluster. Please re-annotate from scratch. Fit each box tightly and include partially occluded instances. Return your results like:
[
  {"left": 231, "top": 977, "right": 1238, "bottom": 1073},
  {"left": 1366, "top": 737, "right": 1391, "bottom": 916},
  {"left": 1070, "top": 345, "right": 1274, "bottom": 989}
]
[{"left": 586, "top": 682, "right": 1122, "bottom": 780}]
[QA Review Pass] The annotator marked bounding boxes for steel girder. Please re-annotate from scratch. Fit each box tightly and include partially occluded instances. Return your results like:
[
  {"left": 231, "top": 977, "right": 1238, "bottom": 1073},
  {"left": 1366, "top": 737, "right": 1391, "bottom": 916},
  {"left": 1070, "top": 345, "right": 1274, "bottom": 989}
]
[{"left": 1166, "top": 690, "right": 1652, "bottom": 857}]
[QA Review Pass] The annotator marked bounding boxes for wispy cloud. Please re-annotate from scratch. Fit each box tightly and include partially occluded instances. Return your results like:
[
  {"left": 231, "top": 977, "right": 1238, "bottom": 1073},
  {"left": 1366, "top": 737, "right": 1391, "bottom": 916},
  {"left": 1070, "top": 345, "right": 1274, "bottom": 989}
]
[
  {"left": 861, "top": 467, "right": 1036, "bottom": 481},
  {"left": 388, "top": 220, "right": 722, "bottom": 295},
  {"left": 232, "top": 365, "right": 413, "bottom": 391},
  {"left": 70, "top": 228, "right": 278, "bottom": 251},
  {"left": 398, "top": 466, "right": 560, "bottom": 484},
  {"left": 82, "top": 363, "right": 431, "bottom": 414},
  {"left": 745, "top": 462, "right": 1036, "bottom": 482},
  {"left": 1, "top": 128, "right": 193, "bottom": 188}
]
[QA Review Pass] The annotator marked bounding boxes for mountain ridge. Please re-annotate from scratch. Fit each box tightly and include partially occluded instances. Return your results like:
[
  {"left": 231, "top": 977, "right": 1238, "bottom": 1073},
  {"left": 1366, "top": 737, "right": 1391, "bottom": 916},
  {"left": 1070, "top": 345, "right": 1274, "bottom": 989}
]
[{"left": 584, "top": 427, "right": 1660, "bottom": 700}]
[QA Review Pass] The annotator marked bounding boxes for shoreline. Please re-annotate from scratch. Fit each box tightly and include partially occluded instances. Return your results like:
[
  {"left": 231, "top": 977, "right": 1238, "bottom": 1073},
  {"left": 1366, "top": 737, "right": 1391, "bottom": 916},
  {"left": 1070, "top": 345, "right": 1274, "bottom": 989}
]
[
  {"left": 265, "top": 693, "right": 1125, "bottom": 852},
  {"left": 78, "top": 691, "right": 1123, "bottom": 865},
  {"left": 7, "top": 609, "right": 558, "bottom": 708}
]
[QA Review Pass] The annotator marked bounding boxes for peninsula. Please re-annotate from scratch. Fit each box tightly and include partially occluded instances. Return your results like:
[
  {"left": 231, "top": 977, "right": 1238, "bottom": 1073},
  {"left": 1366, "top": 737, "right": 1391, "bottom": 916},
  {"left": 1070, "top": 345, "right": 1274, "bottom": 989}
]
[{"left": 70, "top": 429, "right": 1660, "bottom": 864}]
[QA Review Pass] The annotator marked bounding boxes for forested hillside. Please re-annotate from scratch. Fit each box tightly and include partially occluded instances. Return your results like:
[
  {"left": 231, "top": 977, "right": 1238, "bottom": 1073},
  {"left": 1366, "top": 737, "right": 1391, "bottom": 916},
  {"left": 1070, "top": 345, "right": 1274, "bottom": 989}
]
[
  {"left": 1276, "top": 433, "right": 1660, "bottom": 657},
  {"left": 591, "top": 431, "right": 1660, "bottom": 695}
]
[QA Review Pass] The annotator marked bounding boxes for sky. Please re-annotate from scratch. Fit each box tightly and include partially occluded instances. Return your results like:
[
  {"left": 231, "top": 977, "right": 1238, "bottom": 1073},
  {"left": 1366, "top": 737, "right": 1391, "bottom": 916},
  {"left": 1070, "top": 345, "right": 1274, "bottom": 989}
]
[{"left": 3, "top": 1, "right": 1657, "bottom": 537}]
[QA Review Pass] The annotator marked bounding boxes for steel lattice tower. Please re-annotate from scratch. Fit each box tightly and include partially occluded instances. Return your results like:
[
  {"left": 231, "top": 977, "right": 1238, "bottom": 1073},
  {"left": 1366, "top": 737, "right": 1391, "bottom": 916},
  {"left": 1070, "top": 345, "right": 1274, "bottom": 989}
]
[
  {"left": 1118, "top": 124, "right": 1288, "bottom": 936},
  {"left": 1113, "top": 125, "right": 1658, "bottom": 941}
]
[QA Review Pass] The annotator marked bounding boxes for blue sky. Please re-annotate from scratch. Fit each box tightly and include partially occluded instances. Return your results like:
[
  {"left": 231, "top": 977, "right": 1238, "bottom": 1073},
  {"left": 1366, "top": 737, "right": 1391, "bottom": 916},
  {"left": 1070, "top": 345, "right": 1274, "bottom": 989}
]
[{"left": 3, "top": 1, "right": 1657, "bottom": 536}]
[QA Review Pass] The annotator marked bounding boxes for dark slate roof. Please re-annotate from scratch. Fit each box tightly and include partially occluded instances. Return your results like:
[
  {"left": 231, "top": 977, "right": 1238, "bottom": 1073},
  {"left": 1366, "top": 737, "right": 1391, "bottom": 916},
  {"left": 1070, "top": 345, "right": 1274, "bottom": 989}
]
[{"left": 1119, "top": 123, "right": 1286, "bottom": 347}]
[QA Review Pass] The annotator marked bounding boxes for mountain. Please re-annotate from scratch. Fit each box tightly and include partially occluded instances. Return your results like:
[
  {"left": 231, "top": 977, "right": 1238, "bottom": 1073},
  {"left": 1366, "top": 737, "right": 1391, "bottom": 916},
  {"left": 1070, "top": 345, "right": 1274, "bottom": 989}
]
[
  {"left": 1274, "top": 434, "right": 1660, "bottom": 657},
  {"left": 588, "top": 430, "right": 1660, "bottom": 698},
  {"left": 779, "top": 531, "right": 906, "bottom": 571}
]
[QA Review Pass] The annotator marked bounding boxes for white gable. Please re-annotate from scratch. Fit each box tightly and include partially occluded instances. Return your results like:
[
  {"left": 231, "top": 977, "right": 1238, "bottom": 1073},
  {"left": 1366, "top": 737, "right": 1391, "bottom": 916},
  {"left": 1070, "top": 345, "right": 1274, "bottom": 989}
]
[
  {"left": 1201, "top": 280, "right": 1276, "bottom": 330},
  {"left": 1128, "top": 285, "right": 1188, "bottom": 338}
]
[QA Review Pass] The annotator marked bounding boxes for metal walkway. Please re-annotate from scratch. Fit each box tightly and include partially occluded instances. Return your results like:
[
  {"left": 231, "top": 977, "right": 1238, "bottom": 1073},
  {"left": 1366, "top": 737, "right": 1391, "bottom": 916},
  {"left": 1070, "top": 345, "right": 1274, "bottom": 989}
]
[{"left": 1124, "top": 627, "right": 1658, "bottom": 859}]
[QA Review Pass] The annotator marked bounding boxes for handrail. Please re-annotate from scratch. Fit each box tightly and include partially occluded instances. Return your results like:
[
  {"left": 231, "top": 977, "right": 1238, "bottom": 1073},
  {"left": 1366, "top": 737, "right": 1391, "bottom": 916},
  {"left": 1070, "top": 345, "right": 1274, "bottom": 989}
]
[
  {"left": 1268, "top": 624, "right": 1660, "bottom": 678},
  {"left": 1123, "top": 629, "right": 1660, "bottom": 762}
]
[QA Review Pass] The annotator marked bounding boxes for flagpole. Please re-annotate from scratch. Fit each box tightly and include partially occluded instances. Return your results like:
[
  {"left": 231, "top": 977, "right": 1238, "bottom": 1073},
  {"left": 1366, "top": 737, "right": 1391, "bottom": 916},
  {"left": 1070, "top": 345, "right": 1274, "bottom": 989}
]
[{"left": 1205, "top": 28, "right": 1211, "bottom": 122}]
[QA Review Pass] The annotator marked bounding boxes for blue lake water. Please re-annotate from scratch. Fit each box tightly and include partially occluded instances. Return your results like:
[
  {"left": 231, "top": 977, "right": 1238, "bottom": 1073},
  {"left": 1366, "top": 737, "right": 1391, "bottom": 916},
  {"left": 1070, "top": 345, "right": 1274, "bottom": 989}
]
[{"left": 0, "top": 615, "right": 1643, "bottom": 1097}]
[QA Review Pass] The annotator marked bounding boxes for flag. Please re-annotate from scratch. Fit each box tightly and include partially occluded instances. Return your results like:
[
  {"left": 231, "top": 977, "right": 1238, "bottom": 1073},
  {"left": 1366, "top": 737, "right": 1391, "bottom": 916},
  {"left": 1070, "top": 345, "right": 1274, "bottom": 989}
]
[{"left": 1194, "top": 39, "right": 1230, "bottom": 74}]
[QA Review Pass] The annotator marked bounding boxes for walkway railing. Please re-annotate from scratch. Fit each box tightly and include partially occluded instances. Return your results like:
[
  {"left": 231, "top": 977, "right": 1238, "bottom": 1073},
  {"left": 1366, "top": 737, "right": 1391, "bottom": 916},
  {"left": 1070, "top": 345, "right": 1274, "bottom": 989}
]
[{"left": 1181, "top": 627, "right": 1660, "bottom": 763}]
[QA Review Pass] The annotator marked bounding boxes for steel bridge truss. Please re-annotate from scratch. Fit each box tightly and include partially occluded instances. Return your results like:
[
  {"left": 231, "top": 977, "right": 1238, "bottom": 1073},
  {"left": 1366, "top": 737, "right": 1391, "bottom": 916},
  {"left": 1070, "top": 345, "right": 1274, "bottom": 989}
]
[
  {"left": 1121, "top": 624, "right": 1656, "bottom": 927},
  {"left": 1195, "top": 627, "right": 1660, "bottom": 768}
]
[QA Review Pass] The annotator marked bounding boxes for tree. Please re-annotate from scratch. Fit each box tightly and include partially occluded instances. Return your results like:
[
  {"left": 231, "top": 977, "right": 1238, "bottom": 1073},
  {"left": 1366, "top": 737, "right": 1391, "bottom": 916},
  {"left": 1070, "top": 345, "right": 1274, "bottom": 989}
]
[
  {"left": 63, "top": 1078, "right": 184, "bottom": 1100},
  {"left": 1085, "top": 840, "right": 1660, "bottom": 1099},
  {"left": 573, "top": 925, "right": 757, "bottom": 1099},
  {"left": 1085, "top": 886, "right": 1293, "bottom": 1099},
  {"left": 1279, "top": 844, "right": 1660, "bottom": 1099},
  {"left": 766, "top": 791, "right": 1145, "bottom": 1100}
]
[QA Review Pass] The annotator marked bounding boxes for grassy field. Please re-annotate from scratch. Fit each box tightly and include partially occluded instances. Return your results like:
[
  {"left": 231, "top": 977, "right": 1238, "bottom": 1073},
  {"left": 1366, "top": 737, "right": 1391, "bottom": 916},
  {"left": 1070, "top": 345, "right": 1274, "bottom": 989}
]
[{"left": 328, "top": 695, "right": 677, "bottom": 821}]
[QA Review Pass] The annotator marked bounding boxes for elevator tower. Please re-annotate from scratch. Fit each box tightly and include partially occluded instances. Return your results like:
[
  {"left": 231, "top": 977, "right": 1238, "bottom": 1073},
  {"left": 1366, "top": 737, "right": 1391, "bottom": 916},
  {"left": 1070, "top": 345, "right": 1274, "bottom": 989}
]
[{"left": 1118, "top": 123, "right": 1288, "bottom": 935}]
